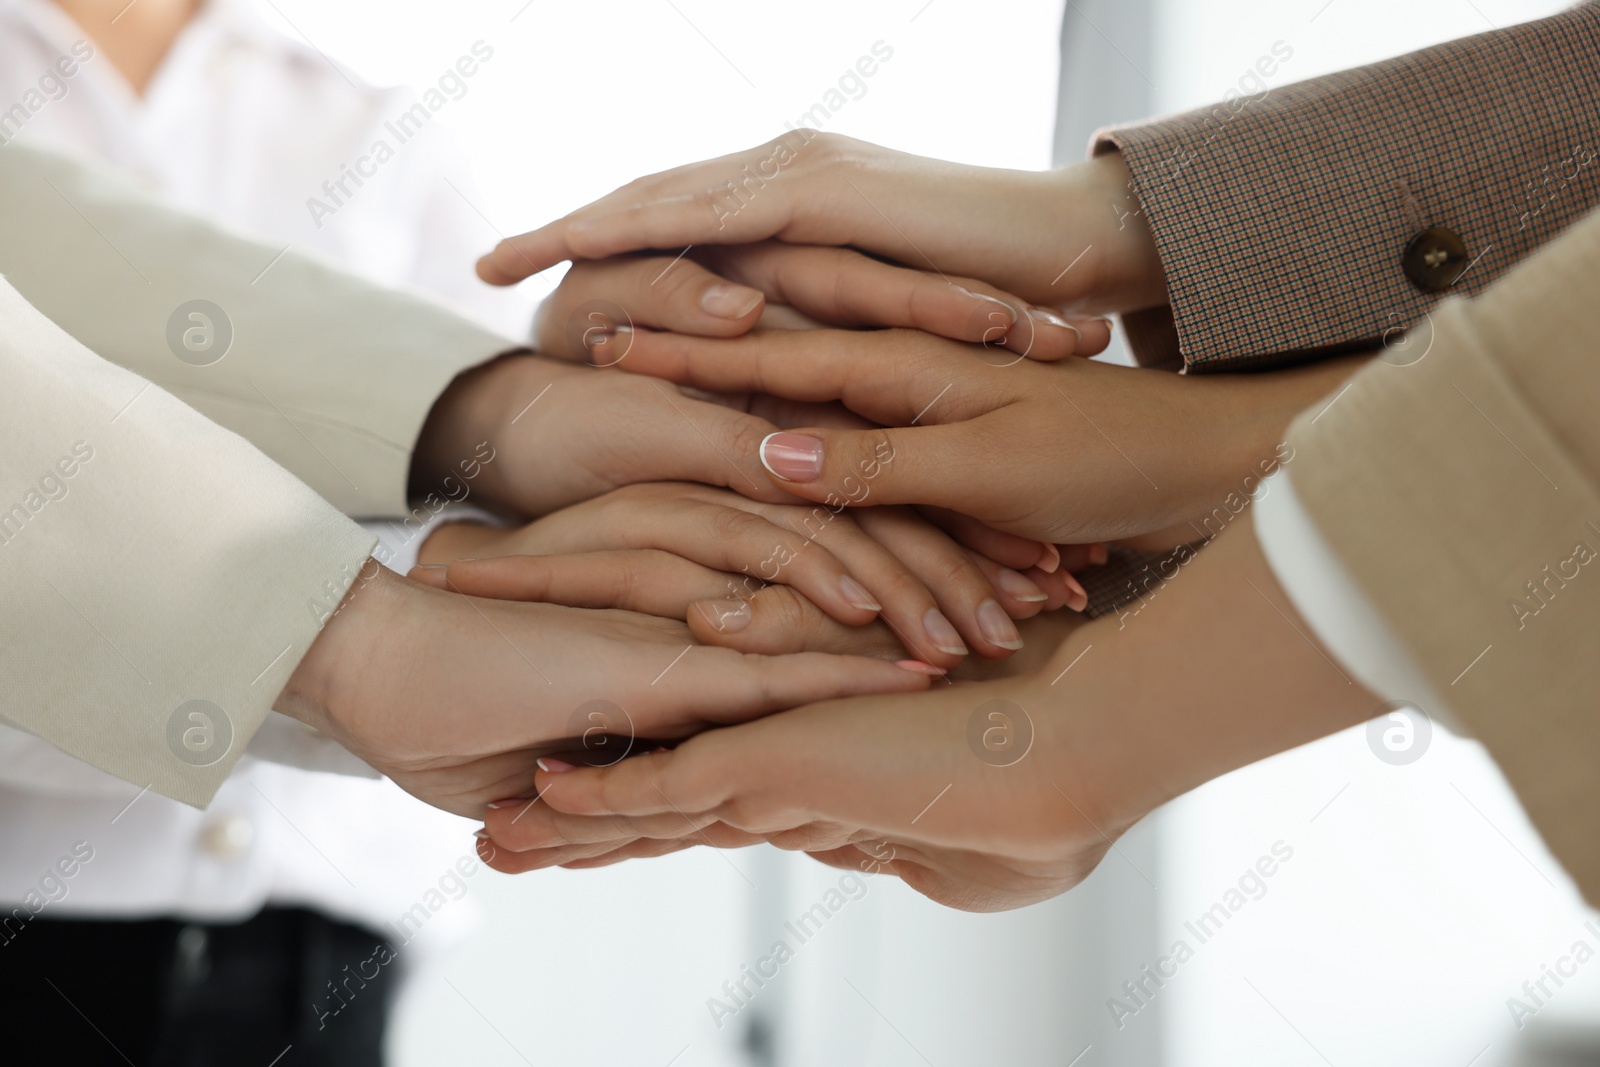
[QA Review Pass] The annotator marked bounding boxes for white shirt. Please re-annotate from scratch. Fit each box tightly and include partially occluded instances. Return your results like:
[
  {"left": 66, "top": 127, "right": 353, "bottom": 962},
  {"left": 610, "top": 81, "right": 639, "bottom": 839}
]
[{"left": 0, "top": 0, "right": 527, "bottom": 940}]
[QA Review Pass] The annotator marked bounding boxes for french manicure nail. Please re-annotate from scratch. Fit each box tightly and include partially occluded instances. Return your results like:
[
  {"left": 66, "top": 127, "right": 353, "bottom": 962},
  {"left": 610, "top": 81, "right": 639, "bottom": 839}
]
[
  {"left": 760, "top": 433, "right": 825, "bottom": 483},
  {"left": 1038, "top": 543, "right": 1062, "bottom": 573},
  {"left": 838, "top": 576, "right": 882, "bottom": 612},
  {"left": 485, "top": 797, "right": 533, "bottom": 809},
  {"left": 976, "top": 599, "right": 1025, "bottom": 650},
  {"left": 956, "top": 286, "right": 1017, "bottom": 322},
  {"left": 701, "top": 283, "right": 764, "bottom": 320},
  {"left": 1028, "top": 307, "right": 1078, "bottom": 333},
  {"left": 1063, "top": 570, "right": 1090, "bottom": 612},
  {"left": 995, "top": 566, "right": 1049, "bottom": 602},
  {"left": 474, "top": 828, "right": 490, "bottom": 840},
  {"left": 895, "top": 659, "right": 947, "bottom": 675},
  {"left": 537, "top": 758, "right": 576, "bottom": 774},
  {"left": 697, "top": 598, "right": 752, "bottom": 633},
  {"left": 922, "top": 608, "right": 968, "bottom": 656}
]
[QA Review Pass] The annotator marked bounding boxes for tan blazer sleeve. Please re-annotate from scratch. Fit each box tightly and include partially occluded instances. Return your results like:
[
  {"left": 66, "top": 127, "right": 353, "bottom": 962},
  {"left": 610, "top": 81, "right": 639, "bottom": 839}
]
[
  {"left": 1285, "top": 206, "right": 1600, "bottom": 903},
  {"left": 0, "top": 142, "right": 521, "bottom": 518},
  {"left": 0, "top": 279, "right": 376, "bottom": 807},
  {"left": 1094, "top": 2, "right": 1600, "bottom": 371}
]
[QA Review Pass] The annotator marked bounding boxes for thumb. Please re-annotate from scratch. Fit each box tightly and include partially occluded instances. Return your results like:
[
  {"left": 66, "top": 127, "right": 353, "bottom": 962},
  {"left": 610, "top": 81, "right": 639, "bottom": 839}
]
[{"left": 755, "top": 425, "right": 974, "bottom": 513}]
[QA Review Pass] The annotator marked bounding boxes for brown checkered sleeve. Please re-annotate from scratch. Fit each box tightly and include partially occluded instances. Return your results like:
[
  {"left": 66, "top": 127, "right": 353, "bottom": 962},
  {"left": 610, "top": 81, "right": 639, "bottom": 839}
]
[{"left": 1094, "top": 2, "right": 1600, "bottom": 372}]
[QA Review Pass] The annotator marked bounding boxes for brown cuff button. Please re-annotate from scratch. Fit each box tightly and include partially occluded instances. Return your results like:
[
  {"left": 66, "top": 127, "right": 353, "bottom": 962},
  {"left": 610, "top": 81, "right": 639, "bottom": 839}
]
[{"left": 1403, "top": 226, "right": 1470, "bottom": 293}]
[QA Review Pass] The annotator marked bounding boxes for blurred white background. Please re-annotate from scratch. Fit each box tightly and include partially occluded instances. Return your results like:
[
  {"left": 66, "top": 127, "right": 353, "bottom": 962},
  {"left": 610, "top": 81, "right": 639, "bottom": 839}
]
[{"left": 245, "top": 1, "right": 1592, "bottom": 1064}]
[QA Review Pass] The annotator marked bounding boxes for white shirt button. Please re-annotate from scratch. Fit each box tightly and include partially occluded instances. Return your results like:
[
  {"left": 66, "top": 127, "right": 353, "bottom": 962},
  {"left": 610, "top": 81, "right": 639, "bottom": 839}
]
[{"left": 199, "top": 813, "right": 255, "bottom": 858}]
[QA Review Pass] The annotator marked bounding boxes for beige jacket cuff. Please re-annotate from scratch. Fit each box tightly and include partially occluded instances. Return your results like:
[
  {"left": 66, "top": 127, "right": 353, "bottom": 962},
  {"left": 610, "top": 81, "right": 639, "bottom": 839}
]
[
  {"left": 0, "top": 141, "right": 521, "bottom": 518},
  {"left": 1284, "top": 207, "right": 1600, "bottom": 902},
  {"left": 0, "top": 279, "right": 376, "bottom": 807}
]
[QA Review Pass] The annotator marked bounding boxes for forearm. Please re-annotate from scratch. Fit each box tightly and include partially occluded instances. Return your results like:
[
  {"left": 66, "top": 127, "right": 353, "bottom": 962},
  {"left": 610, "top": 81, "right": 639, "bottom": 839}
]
[{"left": 1064, "top": 519, "right": 1378, "bottom": 828}]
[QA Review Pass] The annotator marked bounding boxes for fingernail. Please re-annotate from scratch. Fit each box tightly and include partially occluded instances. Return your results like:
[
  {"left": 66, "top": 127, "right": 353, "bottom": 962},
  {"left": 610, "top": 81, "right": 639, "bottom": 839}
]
[
  {"left": 485, "top": 797, "right": 532, "bottom": 809},
  {"left": 760, "top": 432, "right": 824, "bottom": 483},
  {"left": 1063, "top": 570, "right": 1090, "bottom": 613},
  {"left": 701, "top": 283, "right": 763, "bottom": 320},
  {"left": 697, "top": 598, "right": 752, "bottom": 633},
  {"left": 995, "top": 566, "right": 1049, "bottom": 602},
  {"left": 922, "top": 608, "right": 968, "bottom": 656},
  {"left": 896, "top": 659, "right": 947, "bottom": 675},
  {"left": 838, "top": 576, "right": 881, "bottom": 612},
  {"left": 976, "top": 599, "right": 1025, "bottom": 650},
  {"left": 956, "top": 286, "right": 1017, "bottom": 322},
  {"left": 474, "top": 828, "right": 490, "bottom": 840},
  {"left": 537, "top": 758, "right": 576, "bottom": 774},
  {"left": 1090, "top": 543, "right": 1109, "bottom": 566},
  {"left": 1038, "top": 543, "right": 1062, "bottom": 573},
  {"left": 1028, "top": 307, "right": 1079, "bottom": 335}
]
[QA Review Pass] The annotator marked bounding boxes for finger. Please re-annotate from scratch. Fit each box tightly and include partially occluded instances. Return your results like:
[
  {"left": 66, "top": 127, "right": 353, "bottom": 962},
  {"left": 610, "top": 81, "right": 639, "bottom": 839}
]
[
  {"left": 1020, "top": 564, "right": 1089, "bottom": 613},
  {"left": 916, "top": 507, "right": 1053, "bottom": 572},
  {"left": 630, "top": 385, "right": 796, "bottom": 504},
  {"left": 1056, "top": 543, "right": 1110, "bottom": 572},
  {"left": 534, "top": 255, "right": 766, "bottom": 361},
  {"left": 485, "top": 791, "right": 713, "bottom": 852},
  {"left": 411, "top": 551, "right": 733, "bottom": 618},
  {"left": 479, "top": 133, "right": 834, "bottom": 285},
  {"left": 614, "top": 327, "right": 1001, "bottom": 428},
  {"left": 640, "top": 645, "right": 930, "bottom": 733},
  {"left": 700, "top": 244, "right": 1090, "bottom": 356},
  {"left": 962, "top": 552, "right": 1051, "bottom": 620},
  {"left": 686, "top": 585, "right": 924, "bottom": 664},
  {"left": 735, "top": 496, "right": 984, "bottom": 667},
  {"left": 611, "top": 495, "right": 888, "bottom": 627},
  {"left": 852, "top": 507, "right": 1025, "bottom": 659}
]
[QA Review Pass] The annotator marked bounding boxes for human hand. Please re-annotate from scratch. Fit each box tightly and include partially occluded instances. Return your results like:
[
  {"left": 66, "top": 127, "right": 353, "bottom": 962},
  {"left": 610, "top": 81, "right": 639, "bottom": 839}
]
[
  {"left": 273, "top": 562, "right": 932, "bottom": 819},
  {"left": 480, "top": 133, "right": 1167, "bottom": 315},
  {"left": 535, "top": 241, "right": 1112, "bottom": 364},
  {"left": 603, "top": 326, "right": 1366, "bottom": 544},
  {"left": 412, "top": 550, "right": 1090, "bottom": 676},
  {"left": 412, "top": 482, "right": 1082, "bottom": 666},
  {"left": 408, "top": 351, "right": 795, "bottom": 519},
  {"left": 473, "top": 518, "right": 1380, "bottom": 910}
]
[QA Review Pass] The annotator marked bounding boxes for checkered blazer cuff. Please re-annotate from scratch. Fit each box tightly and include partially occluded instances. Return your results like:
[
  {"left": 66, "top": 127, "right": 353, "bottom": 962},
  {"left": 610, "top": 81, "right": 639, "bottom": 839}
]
[{"left": 1094, "top": 2, "right": 1600, "bottom": 373}]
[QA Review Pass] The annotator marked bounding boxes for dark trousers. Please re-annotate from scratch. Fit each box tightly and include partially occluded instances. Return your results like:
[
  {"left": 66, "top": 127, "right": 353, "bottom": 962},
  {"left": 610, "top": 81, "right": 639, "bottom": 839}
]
[{"left": 0, "top": 906, "right": 397, "bottom": 1066}]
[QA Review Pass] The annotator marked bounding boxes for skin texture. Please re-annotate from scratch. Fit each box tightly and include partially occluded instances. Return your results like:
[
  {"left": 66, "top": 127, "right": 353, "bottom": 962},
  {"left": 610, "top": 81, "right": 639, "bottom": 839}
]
[
  {"left": 479, "top": 134, "right": 1168, "bottom": 316},
  {"left": 412, "top": 482, "right": 1075, "bottom": 667},
  {"left": 597, "top": 325, "right": 1367, "bottom": 543},
  {"left": 273, "top": 564, "right": 933, "bottom": 820},
  {"left": 476, "top": 519, "right": 1380, "bottom": 912}
]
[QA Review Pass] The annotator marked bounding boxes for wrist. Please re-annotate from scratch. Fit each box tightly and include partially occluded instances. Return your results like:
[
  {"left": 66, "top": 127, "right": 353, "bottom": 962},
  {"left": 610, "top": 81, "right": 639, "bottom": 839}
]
[
  {"left": 1064, "top": 152, "right": 1168, "bottom": 313},
  {"left": 412, "top": 352, "right": 565, "bottom": 518},
  {"left": 276, "top": 560, "right": 409, "bottom": 741}
]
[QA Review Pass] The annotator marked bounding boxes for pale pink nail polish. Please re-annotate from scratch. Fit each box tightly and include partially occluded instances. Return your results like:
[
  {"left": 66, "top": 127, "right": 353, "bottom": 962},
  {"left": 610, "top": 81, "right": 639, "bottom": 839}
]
[
  {"left": 1090, "top": 543, "right": 1110, "bottom": 566},
  {"left": 922, "top": 608, "right": 968, "bottom": 656},
  {"left": 895, "top": 660, "right": 947, "bottom": 676},
  {"left": 698, "top": 598, "right": 752, "bottom": 633},
  {"left": 537, "top": 758, "right": 576, "bottom": 774},
  {"left": 995, "top": 567, "right": 1049, "bottom": 602},
  {"left": 1038, "top": 543, "right": 1062, "bottom": 573},
  {"left": 838, "top": 576, "right": 882, "bottom": 612},
  {"left": 1063, "top": 571, "right": 1089, "bottom": 612},
  {"left": 760, "top": 433, "right": 825, "bottom": 483},
  {"left": 701, "top": 283, "right": 763, "bottom": 320},
  {"left": 977, "top": 600, "right": 1025, "bottom": 650}
]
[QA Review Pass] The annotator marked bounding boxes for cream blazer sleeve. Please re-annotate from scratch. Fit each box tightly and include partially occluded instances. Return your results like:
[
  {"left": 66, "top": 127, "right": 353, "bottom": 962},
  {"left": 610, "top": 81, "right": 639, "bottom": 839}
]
[
  {"left": 0, "top": 277, "right": 376, "bottom": 807},
  {"left": 0, "top": 141, "right": 520, "bottom": 517},
  {"left": 1284, "top": 205, "right": 1600, "bottom": 904},
  {"left": 0, "top": 144, "right": 520, "bottom": 807}
]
